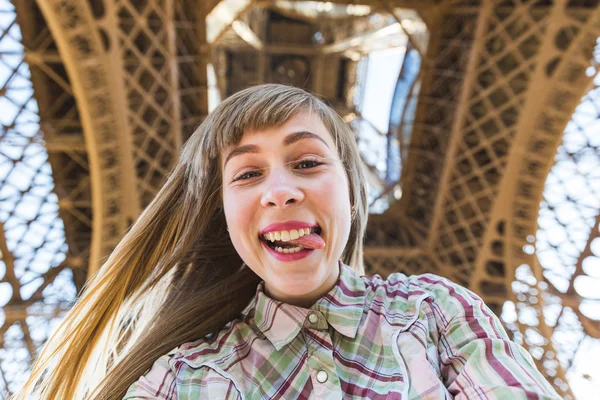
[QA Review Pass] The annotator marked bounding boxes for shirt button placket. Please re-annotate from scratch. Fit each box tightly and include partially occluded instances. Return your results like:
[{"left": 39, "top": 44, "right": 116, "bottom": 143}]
[{"left": 304, "top": 311, "right": 343, "bottom": 398}]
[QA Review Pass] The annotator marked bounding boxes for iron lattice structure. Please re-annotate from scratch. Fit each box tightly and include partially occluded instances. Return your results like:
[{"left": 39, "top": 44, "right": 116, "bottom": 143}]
[{"left": 1, "top": 0, "right": 599, "bottom": 398}]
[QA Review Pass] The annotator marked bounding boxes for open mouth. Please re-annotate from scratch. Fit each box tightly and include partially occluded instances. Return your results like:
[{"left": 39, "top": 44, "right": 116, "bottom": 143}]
[{"left": 259, "top": 226, "right": 322, "bottom": 250}]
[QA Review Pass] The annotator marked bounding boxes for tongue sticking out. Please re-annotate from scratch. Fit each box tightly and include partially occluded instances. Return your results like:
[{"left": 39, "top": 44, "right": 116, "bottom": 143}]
[{"left": 276, "top": 232, "right": 325, "bottom": 250}]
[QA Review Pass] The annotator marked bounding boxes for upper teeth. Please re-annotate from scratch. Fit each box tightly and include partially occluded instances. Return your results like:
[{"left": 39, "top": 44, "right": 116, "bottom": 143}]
[{"left": 262, "top": 228, "right": 316, "bottom": 242}]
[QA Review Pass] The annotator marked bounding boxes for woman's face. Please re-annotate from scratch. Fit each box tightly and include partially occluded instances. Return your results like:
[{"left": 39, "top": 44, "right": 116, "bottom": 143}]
[{"left": 221, "top": 111, "right": 352, "bottom": 307}]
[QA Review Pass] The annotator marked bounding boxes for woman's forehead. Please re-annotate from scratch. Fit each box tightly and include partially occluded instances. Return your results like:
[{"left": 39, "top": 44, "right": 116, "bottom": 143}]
[
  {"left": 233, "top": 112, "right": 330, "bottom": 145},
  {"left": 221, "top": 112, "right": 334, "bottom": 158}
]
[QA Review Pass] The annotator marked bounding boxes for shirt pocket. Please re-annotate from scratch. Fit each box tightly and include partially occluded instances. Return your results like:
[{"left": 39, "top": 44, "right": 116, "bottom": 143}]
[
  {"left": 176, "top": 360, "right": 245, "bottom": 400},
  {"left": 392, "top": 294, "right": 452, "bottom": 400}
]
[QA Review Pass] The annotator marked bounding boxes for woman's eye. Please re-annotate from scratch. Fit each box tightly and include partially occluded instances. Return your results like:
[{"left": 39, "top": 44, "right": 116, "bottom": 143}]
[
  {"left": 235, "top": 171, "right": 260, "bottom": 181},
  {"left": 233, "top": 159, "right": 324, "bottom": 182},
  {"left": 296, "top": 159, "right": 323, "bottom": 169}
]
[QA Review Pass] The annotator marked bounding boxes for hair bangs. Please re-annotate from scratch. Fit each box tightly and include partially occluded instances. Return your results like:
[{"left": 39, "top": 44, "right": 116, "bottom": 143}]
[{"left": 207, "top": 86, "right": 326, "bottom": 158}]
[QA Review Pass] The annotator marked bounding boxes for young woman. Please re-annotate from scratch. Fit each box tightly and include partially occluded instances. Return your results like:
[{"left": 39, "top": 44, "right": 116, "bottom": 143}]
[{"left": 15, "top": 84, "right": 560, "bottom": 399}]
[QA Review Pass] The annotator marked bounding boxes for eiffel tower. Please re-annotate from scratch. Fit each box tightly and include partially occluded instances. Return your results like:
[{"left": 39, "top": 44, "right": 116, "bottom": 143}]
[{"left": 1, "top": 1, "right": 599, "bottom": 398}]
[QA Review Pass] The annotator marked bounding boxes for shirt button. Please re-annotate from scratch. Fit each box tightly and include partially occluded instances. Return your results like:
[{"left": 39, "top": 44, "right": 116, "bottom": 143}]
[
  {"left": 308, "top": 313, "right": 319, "bottom": 324},
  {"left": 316, "top": 370, "right": 328, "bottom": 383}
]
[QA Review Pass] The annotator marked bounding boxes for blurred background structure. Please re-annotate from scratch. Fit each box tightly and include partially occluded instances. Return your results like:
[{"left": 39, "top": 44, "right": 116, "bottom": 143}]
[{"left": 0, "top": 0, "right": 599, "bottom": 398}]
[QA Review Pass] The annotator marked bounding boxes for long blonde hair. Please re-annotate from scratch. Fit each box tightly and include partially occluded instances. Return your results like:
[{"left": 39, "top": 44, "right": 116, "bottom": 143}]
[{"left": 13, "top": 84, "right": 369, "bottom": 400}]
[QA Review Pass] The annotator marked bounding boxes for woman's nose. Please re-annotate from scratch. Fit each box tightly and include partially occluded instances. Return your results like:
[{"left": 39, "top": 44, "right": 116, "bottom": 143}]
[{"left": 260, "top": 168, "right": 304, "bottom": 209}]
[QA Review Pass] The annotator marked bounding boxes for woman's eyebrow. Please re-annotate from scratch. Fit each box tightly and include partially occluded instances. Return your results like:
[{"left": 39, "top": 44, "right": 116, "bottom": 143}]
[{"left": 223, "top": 131, "right": 329, "bottom": 168}]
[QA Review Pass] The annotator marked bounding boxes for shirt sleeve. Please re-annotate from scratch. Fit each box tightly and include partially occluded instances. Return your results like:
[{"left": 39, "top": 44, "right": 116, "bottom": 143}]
[
  {"left": 123, "top": 351, "right": 179, "bottom": 399},
  {"left": 427, "top": 275, "right": 562, "bottom": 400}
]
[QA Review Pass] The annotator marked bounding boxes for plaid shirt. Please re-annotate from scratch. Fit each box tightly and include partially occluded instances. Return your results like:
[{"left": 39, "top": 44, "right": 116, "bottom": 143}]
[{"left": 124, "top": 261, "right": 560, "bottom": 399}]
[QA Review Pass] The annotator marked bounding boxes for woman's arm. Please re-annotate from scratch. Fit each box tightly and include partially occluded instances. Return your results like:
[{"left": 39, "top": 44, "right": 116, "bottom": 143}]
[{"left": 428, "top": 276, "right": 562, "bottom": 399}]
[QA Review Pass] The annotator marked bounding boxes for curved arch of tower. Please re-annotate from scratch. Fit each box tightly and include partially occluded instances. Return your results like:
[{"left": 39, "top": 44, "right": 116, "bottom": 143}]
[{"left": 1, "top": 0, "right": 599, "bottom": 397}]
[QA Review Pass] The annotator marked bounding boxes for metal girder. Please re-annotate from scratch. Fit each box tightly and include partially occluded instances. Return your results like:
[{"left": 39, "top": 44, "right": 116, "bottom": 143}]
[
  {"left": 2, "top": 0, "right": 600, "bottom": 397},
  {"left": 35, "top": 0, "right": 140, "bottom": 275}
]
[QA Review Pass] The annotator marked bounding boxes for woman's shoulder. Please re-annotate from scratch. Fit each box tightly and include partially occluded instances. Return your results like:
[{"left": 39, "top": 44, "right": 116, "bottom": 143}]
[
  {"left": 125, "top": 322, "right": 249, "bottom": 399},
  {"left": 361, "top": 270, "right": 455, "bottom": 299},
  {"left": 126, "top": 318, "right": 253, "bottom": 396},
  {"left": 168, "top": 317, "right": 255, "bottom": 369},
  {"left": 360, "top": 270, "right": 482, "bottom": 320}
]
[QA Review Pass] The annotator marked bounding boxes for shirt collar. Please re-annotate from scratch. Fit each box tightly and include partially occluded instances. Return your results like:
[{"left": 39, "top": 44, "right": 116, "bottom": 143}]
[{"left": 242, "top": 260, "right": 367, "bottom": 351}]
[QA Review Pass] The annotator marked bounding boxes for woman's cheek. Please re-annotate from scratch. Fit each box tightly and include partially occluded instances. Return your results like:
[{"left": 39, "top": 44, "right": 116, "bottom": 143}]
[
  {"left": 224, "top": 193, "right": 249, "bottom": 240},
  {"left": 232, "top": 201, "right": 254, "bottom": 237}
]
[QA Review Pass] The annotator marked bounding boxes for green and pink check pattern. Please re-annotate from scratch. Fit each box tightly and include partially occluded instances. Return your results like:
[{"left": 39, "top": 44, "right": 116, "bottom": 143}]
[{"left": 125, "top": 261, "right": 560, "bottom": 399}]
